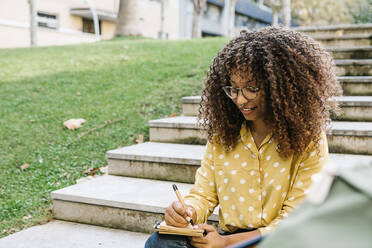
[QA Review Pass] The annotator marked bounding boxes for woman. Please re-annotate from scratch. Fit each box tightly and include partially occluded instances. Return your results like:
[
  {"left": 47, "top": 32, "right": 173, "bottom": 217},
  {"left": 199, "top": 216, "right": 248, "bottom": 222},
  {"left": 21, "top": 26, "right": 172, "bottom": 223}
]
[{"left": 145, "top": 26, "right": 342, "bottom": 248}]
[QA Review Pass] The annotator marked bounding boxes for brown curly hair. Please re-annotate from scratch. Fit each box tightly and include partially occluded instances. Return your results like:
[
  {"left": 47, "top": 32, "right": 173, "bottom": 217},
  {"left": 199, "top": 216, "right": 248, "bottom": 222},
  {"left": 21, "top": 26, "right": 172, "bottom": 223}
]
[{"left": 198, "top": 26, "right": 342, "bottom": 157}]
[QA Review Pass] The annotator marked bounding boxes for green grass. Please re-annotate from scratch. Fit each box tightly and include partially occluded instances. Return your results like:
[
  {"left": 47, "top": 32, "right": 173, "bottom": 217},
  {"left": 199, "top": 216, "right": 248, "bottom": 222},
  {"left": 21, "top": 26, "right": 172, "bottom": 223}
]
[{"left": 0, "top": 36, "right": 229, "bottom": 237}]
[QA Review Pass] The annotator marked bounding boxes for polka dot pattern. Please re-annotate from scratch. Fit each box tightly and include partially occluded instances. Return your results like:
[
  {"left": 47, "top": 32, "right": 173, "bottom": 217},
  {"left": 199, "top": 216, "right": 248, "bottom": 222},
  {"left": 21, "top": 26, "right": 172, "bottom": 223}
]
[{"left": 185, "top": 122, "right": 328, "bottom": 235}]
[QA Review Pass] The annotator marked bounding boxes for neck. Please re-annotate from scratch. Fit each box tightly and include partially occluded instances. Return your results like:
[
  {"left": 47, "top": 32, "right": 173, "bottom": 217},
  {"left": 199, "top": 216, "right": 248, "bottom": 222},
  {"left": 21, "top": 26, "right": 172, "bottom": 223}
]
[{"left": 249, "top": 118, "right": 270, "bottom": 137}]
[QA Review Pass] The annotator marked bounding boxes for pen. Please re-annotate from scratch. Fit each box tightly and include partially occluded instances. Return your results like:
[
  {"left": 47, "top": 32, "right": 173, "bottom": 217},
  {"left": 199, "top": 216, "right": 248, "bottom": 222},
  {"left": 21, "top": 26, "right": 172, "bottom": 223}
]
[{"left": 172, "top": 184, "right": 194, "bottom": 226}]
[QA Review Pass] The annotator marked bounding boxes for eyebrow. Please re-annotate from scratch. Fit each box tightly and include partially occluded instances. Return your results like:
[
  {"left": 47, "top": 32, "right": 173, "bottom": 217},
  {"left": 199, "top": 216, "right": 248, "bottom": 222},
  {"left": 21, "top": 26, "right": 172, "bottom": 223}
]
[{"left": 230, "top": 80, "right": 257, "bottom": 86}]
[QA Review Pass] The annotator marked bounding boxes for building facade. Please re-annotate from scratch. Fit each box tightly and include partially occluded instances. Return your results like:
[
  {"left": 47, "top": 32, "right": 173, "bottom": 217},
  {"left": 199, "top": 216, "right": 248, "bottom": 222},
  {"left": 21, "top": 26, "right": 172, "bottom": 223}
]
[{"left": 0, "top": 0, "right": 273, "bottom": 48}]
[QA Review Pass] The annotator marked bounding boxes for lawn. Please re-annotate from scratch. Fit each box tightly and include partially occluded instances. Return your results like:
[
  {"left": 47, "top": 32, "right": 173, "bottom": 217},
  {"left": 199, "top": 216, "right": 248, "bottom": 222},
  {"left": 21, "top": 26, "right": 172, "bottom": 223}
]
[{"left": 0, "top": 36, "right": 229, "bottom": 237}]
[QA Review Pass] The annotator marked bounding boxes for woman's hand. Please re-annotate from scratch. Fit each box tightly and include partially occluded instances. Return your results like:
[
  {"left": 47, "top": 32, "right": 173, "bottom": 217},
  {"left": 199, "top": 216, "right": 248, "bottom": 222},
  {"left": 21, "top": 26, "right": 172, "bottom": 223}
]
[
  {"left": 189, "top": 224, "right": 227, "bottom": 248},
  {"left": 164, "top": 200, "right": 196, "bottom": 227}
]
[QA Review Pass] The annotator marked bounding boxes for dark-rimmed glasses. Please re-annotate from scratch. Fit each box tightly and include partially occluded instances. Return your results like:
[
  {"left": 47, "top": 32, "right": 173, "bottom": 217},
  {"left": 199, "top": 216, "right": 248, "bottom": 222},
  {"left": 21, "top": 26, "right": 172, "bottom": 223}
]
[{"left": 222, "top": 85, "right": 260, "bottom": 100}]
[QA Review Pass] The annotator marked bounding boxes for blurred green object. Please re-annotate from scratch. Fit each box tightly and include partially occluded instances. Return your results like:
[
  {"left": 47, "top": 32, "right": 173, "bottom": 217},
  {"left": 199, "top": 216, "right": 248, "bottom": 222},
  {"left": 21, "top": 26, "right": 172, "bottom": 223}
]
[
  {"left": 352, "top": 0, "right": 372, "bottom": 23},
  {"left": 258, "top": 161, "right": 372, "bottom": 248}
]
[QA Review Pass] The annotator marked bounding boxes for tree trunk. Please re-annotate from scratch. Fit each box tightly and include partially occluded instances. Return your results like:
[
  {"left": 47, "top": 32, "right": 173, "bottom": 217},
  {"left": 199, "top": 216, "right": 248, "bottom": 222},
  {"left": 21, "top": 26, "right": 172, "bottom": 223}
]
[
  {"left": 29, "top": 0, "right": 37, "bottom": 46},
  {"left": 191, "top": 0, "right": 206, "bottom": 38},
  {"left": 115, "top": 0, "right": 141, "bottom": 36},
  {"left": 272, "top": 8, "right": 279, "bottom": 25},
  {"left": 228, "top": 0, "right": 236, "bottom": 37},
  {"left": 159, "top": 0, "right": 166, "bottom": 39},
  {"left": 282, "top": 0, "right": 291, "bottom": 27},
  {"left": 269, "top": 0, "right": 281, "bottom": 26}
]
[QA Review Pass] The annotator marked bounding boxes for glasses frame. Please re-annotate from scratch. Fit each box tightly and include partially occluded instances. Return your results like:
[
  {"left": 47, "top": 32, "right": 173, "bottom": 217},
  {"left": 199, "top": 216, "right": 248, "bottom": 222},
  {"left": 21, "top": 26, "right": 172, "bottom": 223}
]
[{"left": 222, "top": 85, "right": 261, "bottom": 100}]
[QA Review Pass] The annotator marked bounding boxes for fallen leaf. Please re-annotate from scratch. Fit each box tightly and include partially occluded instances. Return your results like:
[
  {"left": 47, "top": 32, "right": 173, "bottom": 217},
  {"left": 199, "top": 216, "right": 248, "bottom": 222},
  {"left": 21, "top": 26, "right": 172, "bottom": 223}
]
[
  {"left": 76, "top": 91, "right": 81, "bottom": 95},
  {"left": 335, "top": 30, "right": 343, "bottom": 37},
  {"left": 136, "top": 134, "right": 144, "bottom": 144},
  {"left": 100, "top": 166, "right": 108, "bottom": 174},
  {"left": 22, "top": 215, "right": 32, "bottom": 221},
  {"left": 76, "top": 175, "right": 99, "bottom": 184},
  {"left": 120, "top": 55, "right": 129, "bottom": 61},
  {"left": 165, "top": 113, "right": 178, "bottom": 118},
  {"left": 44, "top": 208, "right": 53, "bottom": 214},
  {"left": 39, "top": 87, "right": 44, "bottom": 91},
  {"left": 83, "top": 167, "right": 100, "bottom": 176},
  {"left": 29, "top": 119, "right": 35, "bottom": 123},
  {"left": 104, "top": 120, "right": 112, "bottom": 125},
  {"left": 20, "top": 163, "right": 30, "bottom": 170},
  {"left": 63, "top": 118, "right": 86, "bottom": 130}
]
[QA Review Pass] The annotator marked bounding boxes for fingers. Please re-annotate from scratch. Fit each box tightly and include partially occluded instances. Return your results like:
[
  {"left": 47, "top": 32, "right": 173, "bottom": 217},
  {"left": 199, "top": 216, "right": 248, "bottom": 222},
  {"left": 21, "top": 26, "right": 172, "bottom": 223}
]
[
  {"left": 164, "top": 201, "right": 189, "bottom": 227},
  {"left": 198, "top": 224, "right": 216, "bottom": 233},
  {"left": 186, "top": 205, "right": 198, "bottom": 224},
  {"left": 190, "top": 237, "right": 208, "bottom": 248}
]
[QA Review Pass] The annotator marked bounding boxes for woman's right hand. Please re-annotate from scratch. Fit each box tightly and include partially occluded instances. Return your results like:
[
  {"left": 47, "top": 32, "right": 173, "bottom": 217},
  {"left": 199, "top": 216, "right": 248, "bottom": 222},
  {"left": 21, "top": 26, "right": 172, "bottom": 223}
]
[{"left": 165, "top": 201, "right": 197, "bottom": 227}]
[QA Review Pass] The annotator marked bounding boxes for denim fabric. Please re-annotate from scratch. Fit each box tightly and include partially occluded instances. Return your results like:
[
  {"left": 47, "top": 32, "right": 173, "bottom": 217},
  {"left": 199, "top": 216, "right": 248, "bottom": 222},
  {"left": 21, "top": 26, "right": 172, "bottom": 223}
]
[
  {"left": 144, "top": 229, "right": 256, "bottom": 248},
  {"left": 144, "top": 232, "right": 193, "bottom": 248}
]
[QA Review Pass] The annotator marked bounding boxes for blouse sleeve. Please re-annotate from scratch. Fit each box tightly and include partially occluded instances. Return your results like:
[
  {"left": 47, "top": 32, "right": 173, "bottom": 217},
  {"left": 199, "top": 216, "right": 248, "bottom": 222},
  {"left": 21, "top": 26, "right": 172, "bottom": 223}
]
[
  {"left": 184, "top": 140, "right": 219, "bottom": 224},
  {"left": 258, "top": 132, "right": 329, "bottom": 235}
]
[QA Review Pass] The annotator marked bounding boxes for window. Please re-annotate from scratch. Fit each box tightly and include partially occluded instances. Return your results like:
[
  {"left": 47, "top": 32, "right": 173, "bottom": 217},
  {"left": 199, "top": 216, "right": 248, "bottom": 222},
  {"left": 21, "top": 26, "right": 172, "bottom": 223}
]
[
  {"left": 82, "top": 18, "right": 101, "bottom": 34},
  {"left": 204, "top": 4, "right": 222, "bottom": 22},
  {"left": 37, "top": 12, "right": 58, "bottom": 29}
]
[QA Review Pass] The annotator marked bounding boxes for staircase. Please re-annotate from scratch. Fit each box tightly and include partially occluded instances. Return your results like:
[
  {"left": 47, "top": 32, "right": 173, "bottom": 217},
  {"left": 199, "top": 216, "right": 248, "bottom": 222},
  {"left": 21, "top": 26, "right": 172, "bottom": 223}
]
[{"left": 1, "top": 23, "right": 371, "bottom": 248}]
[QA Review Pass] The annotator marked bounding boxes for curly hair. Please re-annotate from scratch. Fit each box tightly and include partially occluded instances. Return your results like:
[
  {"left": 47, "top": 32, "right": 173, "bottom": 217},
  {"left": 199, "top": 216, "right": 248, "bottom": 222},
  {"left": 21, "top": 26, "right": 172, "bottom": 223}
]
[{"left": 198, "top": 26, "right": 342, "bottom": 157}]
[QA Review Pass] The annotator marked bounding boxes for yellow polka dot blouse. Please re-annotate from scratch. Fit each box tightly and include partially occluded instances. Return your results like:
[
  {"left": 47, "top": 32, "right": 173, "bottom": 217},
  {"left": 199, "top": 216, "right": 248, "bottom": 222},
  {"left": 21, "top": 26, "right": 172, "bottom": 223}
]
[{"left": 184, "top": 121, "right": 328, "bottom": 235}]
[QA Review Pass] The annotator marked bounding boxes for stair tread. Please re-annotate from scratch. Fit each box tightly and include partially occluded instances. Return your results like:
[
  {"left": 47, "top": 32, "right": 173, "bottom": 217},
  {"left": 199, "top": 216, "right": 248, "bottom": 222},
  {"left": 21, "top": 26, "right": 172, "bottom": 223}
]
[
  {"left": 107, "top": 142, "right": 204, "bottom": 165},
  {"left": 293, "top": 23, "right": 372, "bottom": 32},
  {"left": 311, "top": 33, "right": 371, "bottom": 40},
  {"left": 107, "top": 141, "right": 372, "bottom": 164},
  {"left": 53, "top": 153, "right": 371, "bottom": 219},
  {"left": 326, "top": 46, "right": 372, "bottom": 52},
  {"left": 337, "top": 76, "right": 372, "bottom": 82},
  {"left": 182, "top": 95, "right": 372, "bottom": 105},
  {"left": 335, "top": 59, "right": 372, "bottom": 65},
  {"left": 52, "top": 175, "right": 220, "bottom": 221},
  {"left": 150, "top": 116, "right": 372, "bottom": 135},
  {"left": 0, "top": 220, "right": 149, "bottom": 248}
]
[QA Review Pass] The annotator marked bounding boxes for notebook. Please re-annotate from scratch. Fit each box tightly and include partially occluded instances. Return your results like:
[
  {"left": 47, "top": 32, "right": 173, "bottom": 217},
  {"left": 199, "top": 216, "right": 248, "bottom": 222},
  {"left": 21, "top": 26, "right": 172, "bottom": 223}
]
[{"left": 154, "top": 221, "right": 205, "bottom": 237}]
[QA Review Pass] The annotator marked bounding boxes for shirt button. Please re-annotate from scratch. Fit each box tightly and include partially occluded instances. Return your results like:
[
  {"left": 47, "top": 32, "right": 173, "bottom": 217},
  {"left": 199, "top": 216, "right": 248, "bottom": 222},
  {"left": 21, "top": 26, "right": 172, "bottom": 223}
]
[{"left": 251, "top": 154, "right": 257, "bottom": 159}]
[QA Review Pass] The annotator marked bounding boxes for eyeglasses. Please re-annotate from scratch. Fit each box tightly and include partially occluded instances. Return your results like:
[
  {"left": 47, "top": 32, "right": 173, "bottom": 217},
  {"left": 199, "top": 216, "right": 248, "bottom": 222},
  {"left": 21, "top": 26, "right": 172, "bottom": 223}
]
[{"left": 222, "top": 85, "right": 260, "bottom": 100}]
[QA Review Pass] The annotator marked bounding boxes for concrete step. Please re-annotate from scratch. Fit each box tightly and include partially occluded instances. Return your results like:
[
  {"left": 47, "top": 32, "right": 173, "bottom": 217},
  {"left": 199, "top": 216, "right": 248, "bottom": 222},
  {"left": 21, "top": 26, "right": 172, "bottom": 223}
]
[
  {"left": 313, "top": 33, "right": 371, "bottom": 47},
  {"left": 149, "top": 117, "right": 372, "bottom": 155},
  {"left": 293, "top": 23, "right": 372, "bottom": 36},
  {"left": 182, "top": 96, "right": 372, "bottom": 121},
  {"left": 52, "top": 151, "right": 371, "bottom": 233},
  {"left": 327, "top": 46, "right": 372, "bottom": 60},
  {"left": 51, "top": 175, "right": 219, "bottom": 234},
  {"left": 107, "top": 142, "right": 372, "bottom": 183},
  {"left": 335, "top": 96, "right": 372, "bottom": 121},
  {"left": 0, "top": 220, "right": 150, "bottom": 248},
  {"left": 107, "top": 142, "right": 204, "bottom": 183},
  {"left": 338, "top": 76, "right": 372, "bottom": 96},
  {"left": 335, "top": 59, "right": 372, "bottom": 76}
]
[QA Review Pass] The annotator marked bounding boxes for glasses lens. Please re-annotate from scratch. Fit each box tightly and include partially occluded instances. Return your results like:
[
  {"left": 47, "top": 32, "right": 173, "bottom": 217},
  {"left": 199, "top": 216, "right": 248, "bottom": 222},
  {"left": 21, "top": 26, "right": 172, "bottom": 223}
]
[
  {"left": 223, "top": 87, "right": 234, "bottom": 98},
  {"left": 223, "top": 86, "right": 259, "bottom": 100},
  {"left": 242, "top": 87, "right": 257, "bottom": 100}
]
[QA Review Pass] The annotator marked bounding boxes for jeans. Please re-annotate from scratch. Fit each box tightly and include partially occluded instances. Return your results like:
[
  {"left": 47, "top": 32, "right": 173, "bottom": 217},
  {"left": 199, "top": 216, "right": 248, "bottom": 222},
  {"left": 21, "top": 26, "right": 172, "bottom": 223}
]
[
  {"left": 144, "top": 229, "right": 254, "bottom": 248},
  {"left": 144, "top": 232, "right": 193, "bottom": 248}
]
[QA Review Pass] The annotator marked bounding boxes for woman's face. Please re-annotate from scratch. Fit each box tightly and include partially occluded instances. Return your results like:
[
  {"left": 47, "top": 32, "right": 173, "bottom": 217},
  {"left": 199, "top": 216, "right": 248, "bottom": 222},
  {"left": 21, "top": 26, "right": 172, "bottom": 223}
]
[{"left": 229, "top": 69, "right": 266, "bottom": 122}]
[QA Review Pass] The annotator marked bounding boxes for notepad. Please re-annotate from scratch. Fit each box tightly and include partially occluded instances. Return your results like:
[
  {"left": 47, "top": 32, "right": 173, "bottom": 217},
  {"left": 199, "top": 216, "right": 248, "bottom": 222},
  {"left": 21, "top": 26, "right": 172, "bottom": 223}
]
[{"left": 154, "top": 221, "right": 205, "bottom": 237}]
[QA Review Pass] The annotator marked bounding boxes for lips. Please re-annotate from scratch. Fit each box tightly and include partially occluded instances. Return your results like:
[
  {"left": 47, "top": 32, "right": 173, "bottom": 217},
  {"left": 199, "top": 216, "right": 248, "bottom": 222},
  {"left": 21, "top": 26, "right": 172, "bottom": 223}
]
[{"left": 239, "top": 106, "right": 257, "bottom": 114}]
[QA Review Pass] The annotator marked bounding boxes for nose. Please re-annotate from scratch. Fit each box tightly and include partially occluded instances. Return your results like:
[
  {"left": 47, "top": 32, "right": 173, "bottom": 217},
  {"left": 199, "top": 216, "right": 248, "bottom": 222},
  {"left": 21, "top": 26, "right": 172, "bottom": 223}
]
[{"left": 236, "top": 89, "right": 248, "bottom": 106}]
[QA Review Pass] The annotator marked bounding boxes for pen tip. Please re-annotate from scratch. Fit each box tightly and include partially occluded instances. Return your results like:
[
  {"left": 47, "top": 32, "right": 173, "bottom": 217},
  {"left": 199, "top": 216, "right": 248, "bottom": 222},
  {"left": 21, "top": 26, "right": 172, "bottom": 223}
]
[
  {"left": 172, "top": 184, "right": 178, "bottom": 191},
  {"left": 190, "top": 219, "right": 194, "bottom": 226}
]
